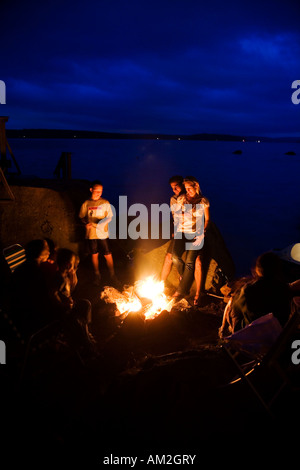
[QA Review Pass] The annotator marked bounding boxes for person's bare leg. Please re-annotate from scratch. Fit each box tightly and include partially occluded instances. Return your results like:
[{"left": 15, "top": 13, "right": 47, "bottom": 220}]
[
  {"left": 104, "top": 253, "right": 115, "bottom": 278},
  {"left": 91, "top": 253, "right": 100, "bottom": 275},
  {"left": 160, "top": 253, "right": 173, "bottom": 281},
  {"left": 194, "top": 256, "right": 202, "bottom": 305}
]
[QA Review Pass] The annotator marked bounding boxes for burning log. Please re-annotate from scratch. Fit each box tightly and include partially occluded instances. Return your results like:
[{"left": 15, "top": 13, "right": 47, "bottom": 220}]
[{"left": 100, "top": 275, "right": 191, "bottom": 321}]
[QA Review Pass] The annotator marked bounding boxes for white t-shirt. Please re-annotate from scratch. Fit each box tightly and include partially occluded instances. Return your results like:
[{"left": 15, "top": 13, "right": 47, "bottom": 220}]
[
  {"left": 172, "top": 195, "right": 209, "bottom": 235},
  {"left": 79, "top": 197, "right": 113, "bottom": 239}
]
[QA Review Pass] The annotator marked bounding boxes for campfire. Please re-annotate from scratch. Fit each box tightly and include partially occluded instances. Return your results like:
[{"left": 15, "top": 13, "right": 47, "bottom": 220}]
[{"left": 101, "top": 275, "right": 190, "bottom": 320}]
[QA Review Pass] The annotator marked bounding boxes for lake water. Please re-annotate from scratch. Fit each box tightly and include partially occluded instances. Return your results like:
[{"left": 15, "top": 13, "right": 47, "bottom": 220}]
[{"left": 8, "top": 137, "right": 300, "bottom": 276}]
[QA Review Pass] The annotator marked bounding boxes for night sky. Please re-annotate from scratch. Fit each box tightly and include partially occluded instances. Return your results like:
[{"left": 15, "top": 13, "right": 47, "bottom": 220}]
[{"left": 1, "top": 0, "right": 300, "bottom": 137}]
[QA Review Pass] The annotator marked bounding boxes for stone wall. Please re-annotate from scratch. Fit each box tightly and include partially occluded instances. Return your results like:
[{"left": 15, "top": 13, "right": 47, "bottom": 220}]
[{"left": 0, "top": 180, "right": 89, "bottom": 253}]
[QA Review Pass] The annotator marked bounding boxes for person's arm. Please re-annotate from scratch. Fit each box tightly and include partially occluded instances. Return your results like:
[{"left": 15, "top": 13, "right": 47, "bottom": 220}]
[
  {"left": 79, "top": 201, "right": 88, "bottom": 224},
  {"left": 48, "top": 277, "right": 73, "bottom": 313},
  {"left": 79, "top": 202, "right": 92, "bottom": 237},
  {"left": 290, "top": 279, "right": 300, "bottom": 291},
  {"left": 193, "top": 200, "right": 210, "bottom": 246},
  {"left": 290, "top": 279, "right": 300, "bottom": 299},
  {"left": 204, "top": 205, "right": 210, "bottom": 233},
  {"left": 53, "top": 290, "right": 74, "bottom": 311},
  {"left": 68, "top": 267, "right": 78, "bottom": 291},
  {"left": 171, "top": 196, "right": 184, "bottom": 235}
]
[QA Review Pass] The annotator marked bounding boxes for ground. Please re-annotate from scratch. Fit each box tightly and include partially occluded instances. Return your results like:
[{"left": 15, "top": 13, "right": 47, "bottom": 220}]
[{"left": 1, "top": 254, "right": 300, "bottom": 467}]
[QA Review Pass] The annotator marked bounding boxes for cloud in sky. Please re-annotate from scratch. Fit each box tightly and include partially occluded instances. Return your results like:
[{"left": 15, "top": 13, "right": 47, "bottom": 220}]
[{"left": 2, "top": 0, "right": 300, "bottom": 136}]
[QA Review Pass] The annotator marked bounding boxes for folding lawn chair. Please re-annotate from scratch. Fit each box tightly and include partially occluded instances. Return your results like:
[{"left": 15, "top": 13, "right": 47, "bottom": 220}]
[
  {"left": 1, "top": 245, "right": 27, "bottom": 344},
  {"left": 3, "top": 244, "right": 26, "bottom": 273},
  {"left": 222, "top": 308, "right": 300, "bottom": 418}
]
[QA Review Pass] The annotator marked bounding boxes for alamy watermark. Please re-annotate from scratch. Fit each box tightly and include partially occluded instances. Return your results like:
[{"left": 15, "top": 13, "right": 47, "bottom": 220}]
[
  {"left": 291, "top": 80, "right": 300, "bottom": 105},
  {"left": 291, "top": 340, "right": 300, "bottom": 365},
  {"left": 0, "top": 340, "right": 6, "bottom": 364},
  {"left": 0, "top": 80, "right": 6, "bottom": 104},
  {"left": 97, "top": 196, "right": 205, "bottom": 250}
]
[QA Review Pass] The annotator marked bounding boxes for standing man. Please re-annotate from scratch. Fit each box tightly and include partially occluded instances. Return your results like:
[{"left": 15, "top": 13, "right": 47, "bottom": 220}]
[
  {"left": 79, "top": 180, "right": 115, "bottom": 284},
  {"left": 160, "top": 175, "right": 185, "bottom": 282}
]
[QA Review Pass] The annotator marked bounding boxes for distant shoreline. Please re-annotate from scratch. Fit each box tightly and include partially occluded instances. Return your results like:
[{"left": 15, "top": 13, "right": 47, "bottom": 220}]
[{"left": 6, "top": 129, "right": 300, "bottom": 143}]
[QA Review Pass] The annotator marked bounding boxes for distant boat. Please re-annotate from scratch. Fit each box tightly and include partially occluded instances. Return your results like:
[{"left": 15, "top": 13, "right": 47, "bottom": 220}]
[
  {"left": 233, "top": 149, "right": 242, "bottom": 155},
  {"left": 285, "top": 151, "right": 296, "bottom": 155}
]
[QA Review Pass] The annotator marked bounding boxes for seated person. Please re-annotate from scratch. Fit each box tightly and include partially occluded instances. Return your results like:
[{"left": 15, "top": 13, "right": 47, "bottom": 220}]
[
  {"left": 9, "top": 239, "right": 52, "bottom": 338},
  {"left": 41, "top": 237, "right": 59, "bottom": 278},
  {"left": 48, "top": 248, "right": 96, "bottom": 347},
  {"left": 219, "top": 252, "right": 294, "bottom": 338},
  {"left": 290, "top": 279, "right": 300, "bottom": 309}
]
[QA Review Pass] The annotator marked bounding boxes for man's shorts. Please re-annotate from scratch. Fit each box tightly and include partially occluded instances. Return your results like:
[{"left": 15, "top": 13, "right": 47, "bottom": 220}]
[{"left": 86, "top": 238, "right": 111, "bottom": 256}]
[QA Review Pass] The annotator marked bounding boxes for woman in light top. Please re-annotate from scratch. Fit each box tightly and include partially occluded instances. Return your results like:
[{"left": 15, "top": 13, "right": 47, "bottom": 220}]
[{"left": 172, "top": 176, "right": 210, "bottom": 303}]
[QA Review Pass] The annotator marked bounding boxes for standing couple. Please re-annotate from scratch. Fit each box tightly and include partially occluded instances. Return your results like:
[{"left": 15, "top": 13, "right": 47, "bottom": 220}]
[{"left": 161, "top": 175, "right": 210, "bottom": 305}]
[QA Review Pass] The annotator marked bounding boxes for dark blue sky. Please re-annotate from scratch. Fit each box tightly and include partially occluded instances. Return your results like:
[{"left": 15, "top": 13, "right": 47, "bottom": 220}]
[{"left": 1, "top": 0, "right": 300, "bottom": 137}]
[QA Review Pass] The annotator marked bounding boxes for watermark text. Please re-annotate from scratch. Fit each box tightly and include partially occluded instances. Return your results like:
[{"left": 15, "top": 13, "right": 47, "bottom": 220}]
[
  {"left": 95, "top": 196, "right": 205, "bottom": 250},
  {"left": 291, "top": 80, "right": 300, "bottom": 105},
  {"left": 102, "top": 453, "right": 197, "bottom": 466},
  {"left": 291, "top": 340, "right": 300, "bottom": 365},
  {"left": 0, "top": 80, "right": 6, "bottom": 104},
  {"left": 0, "top": 340, "right": 6, "bottom": 364}
]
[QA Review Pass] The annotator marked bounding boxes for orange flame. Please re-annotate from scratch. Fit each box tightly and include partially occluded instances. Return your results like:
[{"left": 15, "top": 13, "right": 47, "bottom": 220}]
[{"left": 101, "top": 275, "right": 176, "bottom": 320}]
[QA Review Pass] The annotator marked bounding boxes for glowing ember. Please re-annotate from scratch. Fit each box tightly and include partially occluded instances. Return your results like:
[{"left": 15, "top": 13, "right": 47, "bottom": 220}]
[{"left": 101, "top": 275, "right": 176, "bottom": 320}]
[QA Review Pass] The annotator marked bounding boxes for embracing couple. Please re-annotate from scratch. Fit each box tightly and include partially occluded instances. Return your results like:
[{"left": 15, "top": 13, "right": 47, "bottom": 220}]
[{"left": 161, "top": 175, "right": 210, "bottom": 306}]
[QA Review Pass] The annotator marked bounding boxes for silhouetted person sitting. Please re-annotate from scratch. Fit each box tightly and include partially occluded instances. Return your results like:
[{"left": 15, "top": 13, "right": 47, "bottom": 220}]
[
  {"left": 232, "top": 252, "right": 292, "bottom": 330},
  {"left": 10, "top": 239, "right": 52, "bottom": 338},
  {"left": 48, "top": 248, "right": 96, "bottom": 350},
  {"left": 41, "top": 237, "right": 59, "bottom": 279}
]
